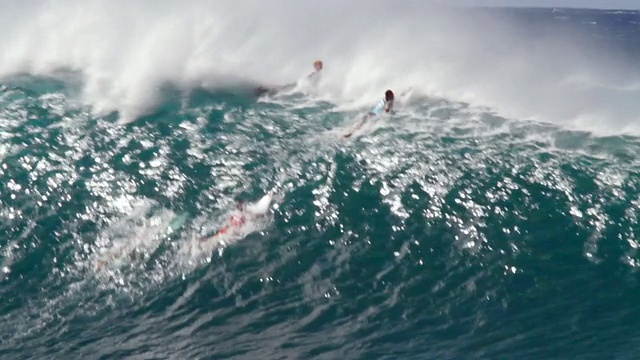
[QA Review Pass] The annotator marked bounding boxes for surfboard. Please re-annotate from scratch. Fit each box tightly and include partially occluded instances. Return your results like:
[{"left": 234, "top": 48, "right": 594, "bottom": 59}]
[
  {"left": 255, "top": 86, "right": 276, "bottom": 96},
  {"left": 343, "top": 114, "right": 373, "bottom": 138},
  {"left": 255, "top": 84, "right": 296, "bottom": 97},
  {"left": 246, "top": 192, "right": 273, "bottom": 215}
]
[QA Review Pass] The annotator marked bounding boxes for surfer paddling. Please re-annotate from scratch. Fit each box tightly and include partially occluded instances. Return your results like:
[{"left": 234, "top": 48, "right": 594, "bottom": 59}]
[
  {"left": 200, "top": 202, "right": 248, "bottom": 241},
  {"left": 198, "top": 191, "right": 274, "bottom": 243},
  {"left": 343, "top": 89, "right": 395, "bottom": 138},
  {"left": 255, "top": 60, "right": 323, "bottom": 96}
]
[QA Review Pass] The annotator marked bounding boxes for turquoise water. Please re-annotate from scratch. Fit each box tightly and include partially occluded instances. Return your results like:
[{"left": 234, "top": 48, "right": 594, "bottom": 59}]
[{"left": 2, "top": 4, "right": 640, "bottom": 360}]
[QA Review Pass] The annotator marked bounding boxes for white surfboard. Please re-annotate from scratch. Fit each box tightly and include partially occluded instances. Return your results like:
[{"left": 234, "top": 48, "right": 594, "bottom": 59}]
[{"left": 246, "top": 192, "right": 273, "bottom": 215}]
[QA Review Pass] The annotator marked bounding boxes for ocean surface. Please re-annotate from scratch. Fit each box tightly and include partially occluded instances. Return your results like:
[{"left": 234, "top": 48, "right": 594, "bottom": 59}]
[{"left": 1, "top": 2, "right": 640, "bottom": 359}]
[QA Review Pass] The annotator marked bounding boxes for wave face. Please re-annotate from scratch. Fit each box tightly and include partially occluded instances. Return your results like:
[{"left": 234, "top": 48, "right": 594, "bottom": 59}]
[{"left": 1, "top": 3, "right": 640, "bottom": 359}]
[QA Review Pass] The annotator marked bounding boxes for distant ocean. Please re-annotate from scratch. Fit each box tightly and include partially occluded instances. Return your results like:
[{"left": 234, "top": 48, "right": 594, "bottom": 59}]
[{"left": 1, "top": 2, "right": 640, "bottom": 359}]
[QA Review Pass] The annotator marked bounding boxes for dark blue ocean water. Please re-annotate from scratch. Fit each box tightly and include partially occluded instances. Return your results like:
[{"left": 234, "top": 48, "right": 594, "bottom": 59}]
[{"left": 1, "top": 5, "right": 640, "bottom": 360}]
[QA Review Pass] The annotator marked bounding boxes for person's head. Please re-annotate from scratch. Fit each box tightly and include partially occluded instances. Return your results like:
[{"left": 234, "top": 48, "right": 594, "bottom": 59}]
[
  {"left": 236, "top": 201, "right": 247, "bottom": 211},
  {"left": 313, "top": 60, "right": 323, "bottom": 71},
  {"left": 385, "top": 90, "right": 395, "bottom": 102}
]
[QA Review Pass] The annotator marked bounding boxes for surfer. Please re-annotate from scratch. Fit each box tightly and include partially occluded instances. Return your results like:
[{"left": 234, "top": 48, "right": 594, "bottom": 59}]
[
  {"left": 343, "top": 89, "right": 395, "bottom": 138},
  {"left": 306, "top": 60, "right": 323, "bottom": 86},
  {"left": 200, "top": 201, "right": 248, "bottom": 240},
  {"left": 255, "top": 60, "right": 323, "bottom": 96},
  {"left": 198, "top": 191, "right": 274, "bottom": 242}
]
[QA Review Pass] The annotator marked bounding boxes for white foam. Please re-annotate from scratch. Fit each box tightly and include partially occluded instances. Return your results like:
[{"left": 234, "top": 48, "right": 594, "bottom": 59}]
[{"left": 1, "top": 1, "right": 639, "bottom": 133}]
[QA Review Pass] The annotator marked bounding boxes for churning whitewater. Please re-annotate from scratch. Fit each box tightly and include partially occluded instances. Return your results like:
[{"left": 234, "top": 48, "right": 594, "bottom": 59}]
[{"left": 1, "top": 1, "right": 640, "bottom": 359}]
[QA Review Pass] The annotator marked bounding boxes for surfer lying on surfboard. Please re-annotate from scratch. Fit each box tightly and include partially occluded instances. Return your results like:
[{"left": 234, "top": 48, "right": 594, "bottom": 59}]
[
  {"left": 200, "top": 202, "right": 249, "bottom": 240},
  {"left": 198, "top": 191, "right": 274, "bottom": 242},
  {"left": 343, "top": 89, "right": 395, "bottom": 138},
  {"left": 255, "top": 60, "right": 323, "bottom": 96}
]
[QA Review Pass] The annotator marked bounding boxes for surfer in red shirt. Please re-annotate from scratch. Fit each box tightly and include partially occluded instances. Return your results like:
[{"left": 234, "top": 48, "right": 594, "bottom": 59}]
[
  {"left": 203, "top": 201, "right": 248, "bottom": 239},
  {"left": 196, "top": 192, "right": 273, "bottom": 245}
]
